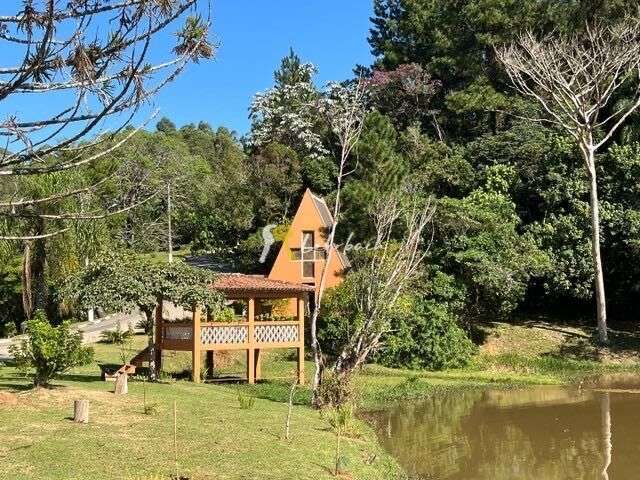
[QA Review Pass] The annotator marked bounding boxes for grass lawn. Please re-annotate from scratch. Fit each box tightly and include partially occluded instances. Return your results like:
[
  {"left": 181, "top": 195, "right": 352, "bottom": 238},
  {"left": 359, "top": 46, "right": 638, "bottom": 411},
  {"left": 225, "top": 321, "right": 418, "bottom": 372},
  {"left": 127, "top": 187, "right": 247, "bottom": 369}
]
[
  {"left": 2, "top": 320, "right": 640, "bottom": 479},
  {"left": 0, "top": 337, "right": 402, "bottom": 480}
]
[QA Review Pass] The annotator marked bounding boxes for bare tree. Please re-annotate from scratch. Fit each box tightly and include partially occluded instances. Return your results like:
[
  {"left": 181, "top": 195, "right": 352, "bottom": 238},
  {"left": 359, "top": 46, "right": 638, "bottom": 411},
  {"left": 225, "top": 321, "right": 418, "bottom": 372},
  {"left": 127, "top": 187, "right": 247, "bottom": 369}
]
[
  {"left": 309, "top": 80, "right": 368, "bottom": 405},
  {"left": 332, "top": 190, "right": 434, "bottom": 378},
  {"left": 0, "top": 1, "right": 213, "bottom": 240},
  {"left": 496, "top": 19, "right": 640, "bottom": 343}
]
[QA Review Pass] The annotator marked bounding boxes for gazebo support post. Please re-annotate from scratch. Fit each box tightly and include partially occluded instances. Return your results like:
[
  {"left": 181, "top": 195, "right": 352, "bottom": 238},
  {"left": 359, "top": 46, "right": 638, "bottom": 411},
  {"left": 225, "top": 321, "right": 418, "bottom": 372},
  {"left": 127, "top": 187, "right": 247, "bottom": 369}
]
[
  {"left": 297, "top": 295, "right": 305, "bottom": 384},
  {"left": 254, "top": 349, "right": 262, "bottom": 381},
  {"left": 205, "top": 351, "right": 215, "bottom": 380},
  {"left": 192, "top": 305, "right": 202, "bottom": 383},
  {"left": 247, "top": 297, "right": 255, "bottom": 384}
]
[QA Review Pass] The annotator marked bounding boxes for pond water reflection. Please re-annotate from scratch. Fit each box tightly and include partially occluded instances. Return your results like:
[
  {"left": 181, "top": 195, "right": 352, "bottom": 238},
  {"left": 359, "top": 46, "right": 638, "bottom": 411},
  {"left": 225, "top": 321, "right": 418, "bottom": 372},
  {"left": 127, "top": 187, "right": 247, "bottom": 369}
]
[{"left": 365, "top": 379, "right": 640, "bottom": 479}]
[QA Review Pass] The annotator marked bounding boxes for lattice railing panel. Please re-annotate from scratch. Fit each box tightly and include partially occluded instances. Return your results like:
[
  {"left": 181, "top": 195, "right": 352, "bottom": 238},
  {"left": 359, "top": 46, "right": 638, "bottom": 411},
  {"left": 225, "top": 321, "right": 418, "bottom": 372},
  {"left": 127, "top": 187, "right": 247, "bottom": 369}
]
[
  {"left": 201, "top": 325, "right": 248, "bottom": 345},
  {"left": 164, "top": 325, "right": 192, "bottom": 341},
  {"left": 255, "top": 324, "right": 299, "bottom": 344}
]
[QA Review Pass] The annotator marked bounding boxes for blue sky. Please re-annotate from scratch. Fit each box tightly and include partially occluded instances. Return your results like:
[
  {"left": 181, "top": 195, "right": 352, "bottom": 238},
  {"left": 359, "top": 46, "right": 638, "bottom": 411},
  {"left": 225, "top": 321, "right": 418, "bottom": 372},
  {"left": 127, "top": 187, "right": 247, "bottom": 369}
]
[
  {"left": 3, "top": 1, "right": 375, "bottom": 143},
  {"left": 152, "top": 1, "right": 375, "bottom": 134}
]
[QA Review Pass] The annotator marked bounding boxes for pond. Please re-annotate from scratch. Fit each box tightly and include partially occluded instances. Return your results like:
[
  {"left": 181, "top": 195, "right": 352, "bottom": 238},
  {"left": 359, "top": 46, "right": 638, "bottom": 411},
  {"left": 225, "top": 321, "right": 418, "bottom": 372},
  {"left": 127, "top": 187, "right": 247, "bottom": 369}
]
[{"left": 365, "top": 376, "right": 640, "bottom": 479}]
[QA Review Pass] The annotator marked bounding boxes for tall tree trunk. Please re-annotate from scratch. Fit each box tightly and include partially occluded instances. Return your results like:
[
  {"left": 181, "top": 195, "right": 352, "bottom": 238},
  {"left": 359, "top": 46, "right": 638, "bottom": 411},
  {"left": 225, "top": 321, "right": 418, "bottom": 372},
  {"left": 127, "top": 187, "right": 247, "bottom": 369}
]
[
  {"left": 586, "top": 147, "right": 608, "bottom": 343},
  {"left": 31, "top": 234, "right": 48, "bottom": 314},
  {"left": 21, "top": 219, "right": 48, "bottom": 320},
  {"left": 21, "top": 241, "right": 33, "bottom": 319}
]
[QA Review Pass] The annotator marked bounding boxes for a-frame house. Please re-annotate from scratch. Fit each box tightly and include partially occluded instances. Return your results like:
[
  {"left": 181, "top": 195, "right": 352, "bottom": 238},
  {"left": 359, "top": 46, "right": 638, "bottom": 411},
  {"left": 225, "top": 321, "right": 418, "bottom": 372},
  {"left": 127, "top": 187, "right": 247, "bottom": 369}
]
[{"left": 268, "top": 189, "right": 349, "bottom": 314}]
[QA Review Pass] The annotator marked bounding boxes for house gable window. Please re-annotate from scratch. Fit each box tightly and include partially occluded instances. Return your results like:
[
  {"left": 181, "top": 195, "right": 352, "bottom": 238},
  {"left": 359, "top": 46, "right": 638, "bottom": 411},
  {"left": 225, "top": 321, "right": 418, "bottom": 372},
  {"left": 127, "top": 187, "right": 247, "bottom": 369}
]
[{"left": 301, "top": 231, "right": 315, "bottom": 279}]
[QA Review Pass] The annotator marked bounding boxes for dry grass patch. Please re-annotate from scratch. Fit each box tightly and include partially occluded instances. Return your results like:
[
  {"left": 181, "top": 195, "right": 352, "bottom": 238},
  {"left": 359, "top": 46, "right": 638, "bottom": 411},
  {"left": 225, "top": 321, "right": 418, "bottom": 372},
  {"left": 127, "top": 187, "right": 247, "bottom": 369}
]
[{"left": 0, "top": 390, "right": 18, "bottom": 405}]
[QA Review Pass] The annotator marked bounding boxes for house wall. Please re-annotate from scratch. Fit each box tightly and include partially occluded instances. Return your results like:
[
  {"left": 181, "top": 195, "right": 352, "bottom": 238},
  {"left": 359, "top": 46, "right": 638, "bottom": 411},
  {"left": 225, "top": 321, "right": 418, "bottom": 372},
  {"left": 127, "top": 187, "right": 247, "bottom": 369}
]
[{"left": 268, "top": 190, "right": 346, "bottom": 315}]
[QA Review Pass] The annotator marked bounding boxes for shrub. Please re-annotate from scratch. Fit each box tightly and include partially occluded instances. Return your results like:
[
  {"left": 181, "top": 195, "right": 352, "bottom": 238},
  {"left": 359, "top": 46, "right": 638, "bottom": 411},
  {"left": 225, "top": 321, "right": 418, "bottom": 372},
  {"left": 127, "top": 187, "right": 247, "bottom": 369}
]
[
  {"left": 2, "top": 321, "right": 17, "bottom": 338},
  {"left": 316, "top": 371, "right": 356, "bottom": 408},
  {"left": 375, "top": 298, "right": 477, "bottom": 370},
  {"left": 326, "top": 403, "right": 356, "bottom": 437},
  {"left": 9, "top": 311, "right": 94, "bottom": 387},
  {"left": 101, "top": 324, "right": 134, "bottom": 344},
  {"left": 237, "top": 391, "right": 256, "bottom": 410},
  {"left": 326, "top": 404, "right": 354, "bottom": 476},
  {"left": 214, "top": 307, "right": 235, "bottom": 322},
  {"left": 136, "top": 316, "right": 153, "bottom": 335}
]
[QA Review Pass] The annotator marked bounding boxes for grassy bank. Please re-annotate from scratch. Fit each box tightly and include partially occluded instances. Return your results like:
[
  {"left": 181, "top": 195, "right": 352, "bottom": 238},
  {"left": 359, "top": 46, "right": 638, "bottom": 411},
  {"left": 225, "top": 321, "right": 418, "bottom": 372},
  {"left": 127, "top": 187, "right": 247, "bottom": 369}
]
[
  {"left": 346, "top": 319, "right": 640, "bottom": 406},
  {"left": 1, "top": 320, "right": 639, "bottom": 479}
]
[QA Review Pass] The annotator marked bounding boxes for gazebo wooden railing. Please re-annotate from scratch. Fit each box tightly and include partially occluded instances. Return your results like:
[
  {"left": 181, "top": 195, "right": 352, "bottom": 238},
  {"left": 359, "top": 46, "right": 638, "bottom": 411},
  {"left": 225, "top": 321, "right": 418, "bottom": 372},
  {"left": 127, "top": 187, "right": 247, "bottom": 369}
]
[{"left": 154, "top": 274, "right": 313, "bottom": 384}]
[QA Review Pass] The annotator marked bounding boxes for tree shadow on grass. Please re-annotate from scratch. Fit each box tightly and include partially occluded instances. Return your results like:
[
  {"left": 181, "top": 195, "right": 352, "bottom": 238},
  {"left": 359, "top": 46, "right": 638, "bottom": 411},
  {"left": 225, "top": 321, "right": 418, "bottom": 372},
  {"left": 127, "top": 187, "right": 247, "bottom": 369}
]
[
  {"left": 236, "top": 380, "right": 312, "bottom": 406},
  {"left": 521, "top": 320, "right": 590, "bottom": 340},
  {"left": 469, "top": 322, "right": 492, "bottom": 346},
  {"left": 59, "top": 374, "right": 104, "bottom": 383},
  {"left": 0, "top": 381, "right": 33, "bottom": 391},
  {"left": 0, "top": 368, "right": 32, "bottom": 391},
  {"left": 552, "top": 325, "right": 640, "bottom": 362},
  {"left": 8, "top": 443, "right": 32, "bottom": 452}
]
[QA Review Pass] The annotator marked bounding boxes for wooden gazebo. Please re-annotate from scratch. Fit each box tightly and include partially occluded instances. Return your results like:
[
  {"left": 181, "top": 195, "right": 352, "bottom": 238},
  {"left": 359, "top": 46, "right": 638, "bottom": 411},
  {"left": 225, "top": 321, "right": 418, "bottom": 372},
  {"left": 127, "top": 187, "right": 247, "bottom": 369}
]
[{"left": 154, "top": 274, "right": 313, "bottom": 384}]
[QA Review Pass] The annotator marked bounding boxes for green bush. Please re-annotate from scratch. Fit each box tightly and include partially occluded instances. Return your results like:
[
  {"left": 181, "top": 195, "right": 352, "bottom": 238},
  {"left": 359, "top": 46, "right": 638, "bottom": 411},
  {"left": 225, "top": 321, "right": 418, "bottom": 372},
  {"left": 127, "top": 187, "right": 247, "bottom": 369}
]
[
  {"left": 2, "top": 321, "right": 17, "bottom": 338},
  {"left": 100, "top": 324, "right": 134, "bottom": 344},
  {"left": 316, "top": 371, "right": 357, "bottom": 408},
  {"left": 237, "top": 391, "right": 256, "bottom": 410},
  {"left": 319, "top": 272, "right": 476, "bottom": 371},
  {"left": 9, "top": 311, "right": 94, "bottom": 387},
  {"left": 375, "top": 298, "right": 477, "bottom": 370},
  {"left": 214, "top": 307, "right": 236, "bottom": 322},
  {"left": 136, "top": 316, "right": 153, "bottom": 335}
]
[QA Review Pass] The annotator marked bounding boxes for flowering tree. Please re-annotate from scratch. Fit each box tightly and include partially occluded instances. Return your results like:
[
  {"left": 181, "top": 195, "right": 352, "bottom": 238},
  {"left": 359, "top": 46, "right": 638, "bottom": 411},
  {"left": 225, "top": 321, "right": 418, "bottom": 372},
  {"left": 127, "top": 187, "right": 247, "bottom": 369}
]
[
  {"left": 367, "top": 63, "right": 441, "bottom": 136},
  {"left": 249, "top": 56, "right": 327, "bottom": 159}
]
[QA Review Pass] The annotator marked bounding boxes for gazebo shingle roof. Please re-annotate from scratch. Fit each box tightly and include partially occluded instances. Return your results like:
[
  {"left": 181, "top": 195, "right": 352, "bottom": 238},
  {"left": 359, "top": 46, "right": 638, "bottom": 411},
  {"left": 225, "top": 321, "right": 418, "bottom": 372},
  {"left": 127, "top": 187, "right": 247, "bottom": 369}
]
[{"left": 212, "top": 273, "right": 314, "bottom": 294}]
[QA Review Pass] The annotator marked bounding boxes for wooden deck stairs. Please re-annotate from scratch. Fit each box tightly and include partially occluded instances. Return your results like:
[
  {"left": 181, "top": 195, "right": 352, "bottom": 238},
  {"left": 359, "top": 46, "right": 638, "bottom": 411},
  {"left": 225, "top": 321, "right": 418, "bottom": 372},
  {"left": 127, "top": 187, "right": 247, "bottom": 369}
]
[{"left": 130, "top": 346, "right": 150, "bottom": 368}]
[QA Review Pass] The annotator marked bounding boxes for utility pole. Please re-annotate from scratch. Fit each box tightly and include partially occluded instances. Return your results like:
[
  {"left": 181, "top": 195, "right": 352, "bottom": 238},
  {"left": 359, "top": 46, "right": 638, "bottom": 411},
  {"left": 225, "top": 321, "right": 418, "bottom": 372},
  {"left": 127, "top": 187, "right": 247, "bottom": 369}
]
[
  {"left": 85, "top": 256, "right": 95, "bottom": 322},
  {"left": 167, "top": 182, "right": 173, "bottom": 264}
]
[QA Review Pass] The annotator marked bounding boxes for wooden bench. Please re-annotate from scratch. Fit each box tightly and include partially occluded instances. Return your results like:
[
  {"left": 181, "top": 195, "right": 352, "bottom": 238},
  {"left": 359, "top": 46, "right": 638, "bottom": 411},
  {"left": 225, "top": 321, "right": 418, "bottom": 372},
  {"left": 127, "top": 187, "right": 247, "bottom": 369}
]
[{"left": 99, "top": 363, "right": 136, "bottom": 382}]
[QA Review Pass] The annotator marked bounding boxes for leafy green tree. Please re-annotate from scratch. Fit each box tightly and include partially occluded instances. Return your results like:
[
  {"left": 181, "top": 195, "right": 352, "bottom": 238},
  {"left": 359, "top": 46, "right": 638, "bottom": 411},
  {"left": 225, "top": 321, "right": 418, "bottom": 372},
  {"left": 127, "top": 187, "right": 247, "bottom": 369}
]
[
  {"left": 6, "top": 170, "right": 87, "bottom": 319},
  {"left": 10, "top": 311, "right": 94, "bottom": 387},
  {"left": 250, "top": 143, "right": 303, "bottom": 222},
  {"left": 597, "top": 143, "right": 640, "bottom": 315},
  {"left": 177, "top": 126, "right": 254, "bottom": 251},
  {"left": 319, "top": 273, "right": 475, "bottom": 371},
  {"left": 63, "top": 252, "right": 222, "bottom": 380},
  {"left": 368, "top": 0, "right": 637, "bottom": 139},
  {"left": 402, "top": 127, "right": 475, "bottom": 198},
  {"left": 301, "top": 157, "right": 338, "bottom": 195},
  {"left": 372, "top": 271, "right": 475, "bottom": 370},
  {"left": 340, "top": 112, "right": 407, "bottom": 243},
  {"left": 156, "top": 118, "right": 178, "bottom": 134},
  {"left": 275, "top": 48, "right": 314, "bottom": 86},
  {"left": 435, "top": 167, "right": 550, "bottom": 319},
  {"left": 376, "top": 297, "right": 476, "bottom": 370}
]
